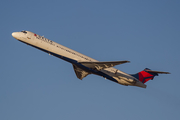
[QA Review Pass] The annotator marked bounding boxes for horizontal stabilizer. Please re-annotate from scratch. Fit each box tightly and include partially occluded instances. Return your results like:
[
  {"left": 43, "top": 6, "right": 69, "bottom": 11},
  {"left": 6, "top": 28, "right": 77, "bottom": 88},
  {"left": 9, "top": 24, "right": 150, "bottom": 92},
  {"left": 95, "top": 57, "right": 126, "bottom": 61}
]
[
  {"left": 80, "top": 60, "right": 130, "bottom": 71},
  {"left": 145, "top": 70, "right": 170, "bottom": 74}
]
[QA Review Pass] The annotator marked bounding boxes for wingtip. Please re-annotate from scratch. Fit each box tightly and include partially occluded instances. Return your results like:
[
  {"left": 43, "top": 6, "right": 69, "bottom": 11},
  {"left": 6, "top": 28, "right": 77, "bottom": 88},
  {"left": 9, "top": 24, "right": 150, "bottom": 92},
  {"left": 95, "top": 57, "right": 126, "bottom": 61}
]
[{"left": 124, "top": 60, "right": 130, "bottom": 63}]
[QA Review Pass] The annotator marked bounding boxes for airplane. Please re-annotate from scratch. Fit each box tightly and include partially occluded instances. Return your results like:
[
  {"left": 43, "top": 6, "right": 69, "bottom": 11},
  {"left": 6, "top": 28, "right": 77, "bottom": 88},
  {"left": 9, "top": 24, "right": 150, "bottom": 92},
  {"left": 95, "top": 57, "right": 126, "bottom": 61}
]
[{"left": 12, "top": 30, "right": 170, "bottom": 88}]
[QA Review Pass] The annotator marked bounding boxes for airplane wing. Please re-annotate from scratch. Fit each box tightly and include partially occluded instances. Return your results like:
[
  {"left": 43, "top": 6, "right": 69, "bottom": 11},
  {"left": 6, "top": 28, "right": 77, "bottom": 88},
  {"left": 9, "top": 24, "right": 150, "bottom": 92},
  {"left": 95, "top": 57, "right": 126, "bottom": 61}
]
[
  {"left": 79, "top": 60, "right": 130, "bottom": 71},
  {"left": 73, "top": 65, "right": 91, "bottom": 80}
]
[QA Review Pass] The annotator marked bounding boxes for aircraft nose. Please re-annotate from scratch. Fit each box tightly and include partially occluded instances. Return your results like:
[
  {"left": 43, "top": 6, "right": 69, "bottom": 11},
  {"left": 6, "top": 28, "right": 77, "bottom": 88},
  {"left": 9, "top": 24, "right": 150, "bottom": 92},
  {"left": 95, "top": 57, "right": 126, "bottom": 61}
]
[{"left": 12, "top": 32, "right": 18, "bottom": 38}]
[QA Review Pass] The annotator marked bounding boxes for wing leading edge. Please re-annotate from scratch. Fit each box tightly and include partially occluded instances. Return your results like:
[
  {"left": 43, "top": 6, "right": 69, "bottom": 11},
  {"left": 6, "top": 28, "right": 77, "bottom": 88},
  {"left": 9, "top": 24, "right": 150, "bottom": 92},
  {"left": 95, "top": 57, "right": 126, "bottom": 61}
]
[{"left": 79, "top": 60, "right": 130, "bottom": 71}]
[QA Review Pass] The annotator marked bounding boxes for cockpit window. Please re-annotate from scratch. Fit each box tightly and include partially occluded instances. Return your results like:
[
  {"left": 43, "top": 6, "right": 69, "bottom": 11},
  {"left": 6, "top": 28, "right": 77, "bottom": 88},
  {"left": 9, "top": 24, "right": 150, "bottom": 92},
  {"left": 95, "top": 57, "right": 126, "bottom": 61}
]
[{"left": 21, "top": 31, "right": 27, "bottom": 34}]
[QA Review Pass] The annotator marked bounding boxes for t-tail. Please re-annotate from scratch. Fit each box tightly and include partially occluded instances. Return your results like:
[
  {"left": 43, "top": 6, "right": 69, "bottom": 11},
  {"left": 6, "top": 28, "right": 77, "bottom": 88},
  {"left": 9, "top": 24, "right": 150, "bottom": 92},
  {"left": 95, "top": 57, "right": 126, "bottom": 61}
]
[{"left": 132, "top": 68, "right": 170, "bottom": 84}]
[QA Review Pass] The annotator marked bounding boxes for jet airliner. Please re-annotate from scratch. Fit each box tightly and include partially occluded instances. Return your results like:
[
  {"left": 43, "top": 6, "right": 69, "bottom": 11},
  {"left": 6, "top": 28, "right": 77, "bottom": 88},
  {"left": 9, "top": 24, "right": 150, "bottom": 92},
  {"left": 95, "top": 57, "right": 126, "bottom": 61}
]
[{"left": 12, "top": 31, "right": 170, "bottom": 88}]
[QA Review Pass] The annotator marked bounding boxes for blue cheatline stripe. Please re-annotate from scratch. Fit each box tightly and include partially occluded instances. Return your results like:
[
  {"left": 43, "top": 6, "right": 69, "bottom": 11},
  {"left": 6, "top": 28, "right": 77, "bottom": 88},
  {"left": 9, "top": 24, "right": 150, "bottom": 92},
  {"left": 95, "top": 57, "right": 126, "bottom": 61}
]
[
  {"left": 131, "top": 73, "right": 139, "bottom": 80},
  {"left": 142, "top": 76, "right": 153, "bottom": 83},
  {"left": 19, "top": 41, "right": 119, "bottom": 83}
]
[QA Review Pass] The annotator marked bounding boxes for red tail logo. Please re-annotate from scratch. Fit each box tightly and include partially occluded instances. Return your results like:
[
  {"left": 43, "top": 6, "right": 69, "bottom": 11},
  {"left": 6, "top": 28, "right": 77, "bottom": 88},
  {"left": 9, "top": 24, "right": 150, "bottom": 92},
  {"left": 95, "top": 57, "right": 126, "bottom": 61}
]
[
  {"left": 132, "top": 68, "right": 158, "bottom": 83},
  {"left": 138, "top": 70, "right": 155, "bottom": 83}
]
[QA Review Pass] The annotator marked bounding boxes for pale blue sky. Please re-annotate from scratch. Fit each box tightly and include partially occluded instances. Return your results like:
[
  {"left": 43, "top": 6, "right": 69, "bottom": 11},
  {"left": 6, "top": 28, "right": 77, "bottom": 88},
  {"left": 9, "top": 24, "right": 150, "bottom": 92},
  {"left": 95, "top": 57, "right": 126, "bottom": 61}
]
[{"left": 1, "top": 0, "right": 180, "bottom": 120}]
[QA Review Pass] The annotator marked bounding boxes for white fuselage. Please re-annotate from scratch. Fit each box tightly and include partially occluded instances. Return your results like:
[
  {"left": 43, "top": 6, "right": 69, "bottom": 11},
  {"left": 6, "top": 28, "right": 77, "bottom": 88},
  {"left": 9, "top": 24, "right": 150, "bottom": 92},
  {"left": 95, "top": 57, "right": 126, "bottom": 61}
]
[{"left": 12, "top": 31, "right": 146, "bottom": 88}]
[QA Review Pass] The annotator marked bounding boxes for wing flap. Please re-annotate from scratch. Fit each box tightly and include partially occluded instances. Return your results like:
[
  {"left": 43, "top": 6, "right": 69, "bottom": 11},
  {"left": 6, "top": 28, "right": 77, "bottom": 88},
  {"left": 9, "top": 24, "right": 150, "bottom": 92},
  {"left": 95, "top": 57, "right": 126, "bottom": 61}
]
[{"left": 80, "top": 60, "right": 130, "bottom": 71}]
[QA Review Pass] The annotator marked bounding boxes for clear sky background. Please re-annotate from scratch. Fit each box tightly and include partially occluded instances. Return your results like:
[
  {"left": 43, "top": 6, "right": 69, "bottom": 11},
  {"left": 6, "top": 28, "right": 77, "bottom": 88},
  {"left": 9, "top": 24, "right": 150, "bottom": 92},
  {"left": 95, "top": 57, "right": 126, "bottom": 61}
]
[{"left": 1, "top": 0, "right": 180, "bottom": 120}]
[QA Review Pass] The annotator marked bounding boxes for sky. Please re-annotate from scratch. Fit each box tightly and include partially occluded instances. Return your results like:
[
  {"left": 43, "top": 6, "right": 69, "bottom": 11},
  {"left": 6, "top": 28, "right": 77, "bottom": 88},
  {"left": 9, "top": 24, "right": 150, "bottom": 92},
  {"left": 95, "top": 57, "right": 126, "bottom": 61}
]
[{"left": 1, "top": 0, "right": 180, "bottom": 120}]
